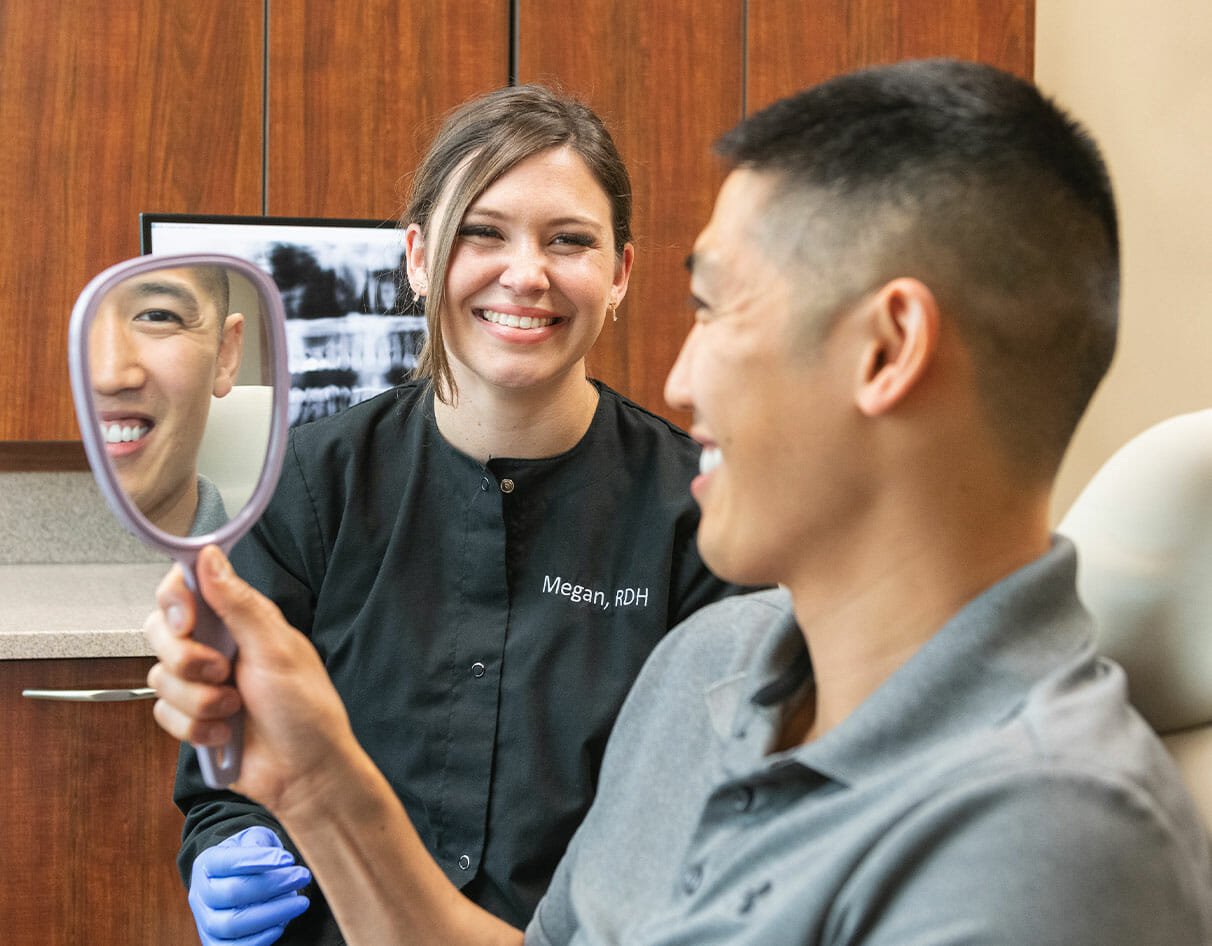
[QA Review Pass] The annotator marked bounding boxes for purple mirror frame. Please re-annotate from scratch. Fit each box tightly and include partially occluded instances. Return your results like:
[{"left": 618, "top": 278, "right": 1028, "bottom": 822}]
[
  {"left": 68, "top": 251, "right": 290, "bottom": 560},
  {"left": 67, "top": 252, "right": 290, "bottom": 788}
]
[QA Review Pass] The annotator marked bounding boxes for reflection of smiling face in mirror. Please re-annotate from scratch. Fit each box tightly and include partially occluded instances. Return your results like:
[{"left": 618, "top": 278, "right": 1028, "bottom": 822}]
[{"left": 89, "top": 266, "right": 245, "bottom": 536}]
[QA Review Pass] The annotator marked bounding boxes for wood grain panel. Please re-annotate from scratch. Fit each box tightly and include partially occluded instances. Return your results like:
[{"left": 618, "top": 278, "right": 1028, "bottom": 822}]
[
  {"left": 0, "top": 443, "right": 90, "bottom": 473},
  {"left": 0, "top": 1, "right": 263, "bottom": 442},
  {"left": 267, "top": 0, "right": 511, "bottom": 219},
  {"left": 0, "top": 658, "right": 197, "bottom": 945},
  {"left": 519, "top": 0, "right": 745, "bottom": 428},
  {"left": 747, "top": 0, "right": 1034, "bottom": 114}
]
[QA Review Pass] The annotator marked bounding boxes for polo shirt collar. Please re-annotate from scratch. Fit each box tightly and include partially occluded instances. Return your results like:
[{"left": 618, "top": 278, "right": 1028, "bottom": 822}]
[{"left": 711, "top": 538, "right": 1094, "bottom": 786}]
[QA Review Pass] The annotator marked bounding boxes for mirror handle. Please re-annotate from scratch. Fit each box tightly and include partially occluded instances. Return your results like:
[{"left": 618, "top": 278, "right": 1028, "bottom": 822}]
[{"left": 188, "top": 570, "right": 244, "bottom": 789}]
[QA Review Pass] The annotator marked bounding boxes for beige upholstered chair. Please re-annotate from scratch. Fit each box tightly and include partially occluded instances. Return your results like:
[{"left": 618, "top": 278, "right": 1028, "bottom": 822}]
[
  {"left": 195, "top": 384, "right": 275, "bottom": 516},
  {"left": 1058, "top": 410, "right": 1212, "bottom": 838}
]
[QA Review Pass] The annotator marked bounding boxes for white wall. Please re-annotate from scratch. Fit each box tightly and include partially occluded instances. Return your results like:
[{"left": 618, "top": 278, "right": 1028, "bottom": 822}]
[{"left": 1037, "top": 0, "right": 1212, "bottom": 520}]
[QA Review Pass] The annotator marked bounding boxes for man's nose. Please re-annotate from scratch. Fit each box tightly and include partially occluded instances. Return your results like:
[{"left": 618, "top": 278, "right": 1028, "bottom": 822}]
[
  {"left": 664, "top": 323, "right": 699, "bottom": 413},
  {"left": 90, "top": 323, "right": 145, "bottom": 394}
]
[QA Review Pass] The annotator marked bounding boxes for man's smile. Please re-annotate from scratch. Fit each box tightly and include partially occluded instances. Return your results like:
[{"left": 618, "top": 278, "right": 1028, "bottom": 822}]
[{"left": 101, "top": 420, "right": 151, "bottom": 444}]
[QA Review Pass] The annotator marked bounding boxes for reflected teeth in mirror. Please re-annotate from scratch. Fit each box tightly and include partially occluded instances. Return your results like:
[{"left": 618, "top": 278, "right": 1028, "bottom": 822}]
[
  {"left": 699, "top": 446, "right": 722, "bottom": 475},
  {"left": 480, "top": 309, "right": 555, "bottom": 329},
  {"left": 102, "top": 422, "right": 149, "bottom": 444}
]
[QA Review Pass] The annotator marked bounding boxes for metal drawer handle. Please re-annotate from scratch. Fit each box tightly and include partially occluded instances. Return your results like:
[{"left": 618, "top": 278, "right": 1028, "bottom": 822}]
[{"left": 21, "top": 687, "right": 157, "bottom": 702}]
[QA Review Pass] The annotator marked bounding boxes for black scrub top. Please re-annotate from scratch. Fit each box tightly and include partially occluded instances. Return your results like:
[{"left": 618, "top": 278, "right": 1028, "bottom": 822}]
[{"left": 173, "top": 379, "right": 745, "bottom": 940}]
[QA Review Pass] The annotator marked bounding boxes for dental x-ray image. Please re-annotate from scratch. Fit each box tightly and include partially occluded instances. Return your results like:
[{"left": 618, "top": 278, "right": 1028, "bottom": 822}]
[{"left": 141, "top": 213, "right": 427, "bottom": 425}]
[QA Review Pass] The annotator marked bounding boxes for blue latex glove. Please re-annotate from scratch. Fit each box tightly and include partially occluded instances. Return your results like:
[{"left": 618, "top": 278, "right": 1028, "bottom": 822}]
[{"left": 189, "top": 826, "right": 312, "bottom": 946}]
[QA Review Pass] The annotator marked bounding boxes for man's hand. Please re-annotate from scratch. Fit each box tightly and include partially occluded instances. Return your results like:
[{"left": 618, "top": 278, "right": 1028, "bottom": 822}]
[
  {"left": 189, "top": 827, "right": 311, "bottom": 946},
  {"left": 145, "top": 544, "right": 356, "bottom": 817},
  {"left": 147, "top": 545, "right": 524, "bottom": 946}
]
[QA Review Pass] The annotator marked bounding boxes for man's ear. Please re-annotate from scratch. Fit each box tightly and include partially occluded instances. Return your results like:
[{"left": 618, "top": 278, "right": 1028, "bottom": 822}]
[
  {"left": 854, "top": 278, "right": 939, "bottom": 417},
  {"left": 212, "top": 313, "right": 245, "bottom": 398},
  {"left": 403, "top": 224, "right": 428, "bottom": 295}
]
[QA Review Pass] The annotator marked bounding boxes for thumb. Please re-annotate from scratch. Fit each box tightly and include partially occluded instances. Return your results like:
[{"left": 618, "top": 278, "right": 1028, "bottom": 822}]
[
  {"left": 224, "top": 825, "right": 285, "bottom": 850},
  {"left": 195, "top": 544, "right": 284, "bottom": 656}
]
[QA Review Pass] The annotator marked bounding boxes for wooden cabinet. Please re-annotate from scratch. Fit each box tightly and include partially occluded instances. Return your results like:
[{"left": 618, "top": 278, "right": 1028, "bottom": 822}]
[
  {"left": 4, "top": 1, "right": 1033, "bottom": 451},
  {"left": 0, "top": 658, "right": 197, "bottom": 945},
  {"left": 518, "top": 0, "right": 744, "bottom": 431},
  {"left": 0, "top": 1, "right": 509, "bottom": 447},
  {"left": 517, "top": 0, "right": 1033, "bottom": 429},
  {"left": 266, "top": 0, "right": 511, "bottom": 218},
  {"left": 745, "top": 0, "right": 1033, "bottom": 113},
  {"left": 0, "top": 1, "right": 263, "bottom": 444}
]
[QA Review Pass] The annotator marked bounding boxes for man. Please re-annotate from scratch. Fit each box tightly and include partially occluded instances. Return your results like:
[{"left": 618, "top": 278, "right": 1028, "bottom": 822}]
[
  {"left": 90, "top": 264, "right": 244, "bottom": 536},
  {"left": 145, "top": 59, "right": 1212, "bottom": 943}
]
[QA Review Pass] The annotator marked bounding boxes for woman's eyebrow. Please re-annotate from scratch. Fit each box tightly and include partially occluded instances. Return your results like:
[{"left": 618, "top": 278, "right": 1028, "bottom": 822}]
[{"left": 464, "top": 207, "right": 604, "bottom": 229}]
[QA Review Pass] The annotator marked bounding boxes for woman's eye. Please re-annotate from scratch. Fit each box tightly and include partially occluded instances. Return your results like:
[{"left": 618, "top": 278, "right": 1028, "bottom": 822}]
[
  {"left": 552, "top": 233, "right": 596, "bottom": 249},
  {"left": 458, "top": 225, "right": 502, "bottom": 241}
]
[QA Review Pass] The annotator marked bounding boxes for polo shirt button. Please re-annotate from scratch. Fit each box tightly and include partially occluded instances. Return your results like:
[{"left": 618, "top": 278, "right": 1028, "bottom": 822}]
[
  {"left": 499, "top": 478, "right": 515, "bottom": 494},
  {"left": 458, "top": 854, "right": 471, "bottom": 870},
  {"left": 480, "top": 476, "right": 490, "bottom": 491},
  {"left": 471, "top": 661, "right": 486, "bottom": 678},
  {"left": 682, "top": 862, "right": 703, "bottom": 895}
]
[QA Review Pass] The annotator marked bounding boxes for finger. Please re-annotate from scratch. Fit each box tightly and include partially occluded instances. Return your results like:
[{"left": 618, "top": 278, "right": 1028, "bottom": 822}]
[
  {"left": 144, "top": 613, "right": 232, "bottom": 685},
  {"left": 198, "top": 864, "right": 313, "bottom": 909},
  {"left": 195, "top": 546, "right": 292, "bottom": 658},
  {"left": 152, "top": 695, "right": 234, "bottom": 747},
  {"left": 154, "top": 564, "right": 196, "bottom": 638},
  {"left": 147, "top": 661, "right": 240, "bottom": 721},
  {"left": 200, "top": 841, "right": 296, "bottom": 876},
  {"left": 221, "top": 826, "right": 284, "bottom": 850},
  {"left": 192, "top": 894, "right": 310, "bottom": 944}
]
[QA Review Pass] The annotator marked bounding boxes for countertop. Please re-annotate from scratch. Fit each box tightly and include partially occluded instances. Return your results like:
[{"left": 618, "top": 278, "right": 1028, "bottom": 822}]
[
  {"left": 0, "top": 562, "right": 170, "bottom": 659},
  {"left": 1, "top": 472, "right": 170, "bottom": 660}
]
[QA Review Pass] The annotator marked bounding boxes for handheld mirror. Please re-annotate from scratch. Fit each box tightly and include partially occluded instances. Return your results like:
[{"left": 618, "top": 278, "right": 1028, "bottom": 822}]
[{"left": 68, "top": 253, "right": 290, "bottom": 788}]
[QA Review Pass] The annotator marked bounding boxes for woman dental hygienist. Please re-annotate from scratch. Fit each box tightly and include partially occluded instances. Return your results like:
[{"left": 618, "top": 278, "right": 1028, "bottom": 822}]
[{"left": 171, "top": 84, "right": 746, "bottom": 946}]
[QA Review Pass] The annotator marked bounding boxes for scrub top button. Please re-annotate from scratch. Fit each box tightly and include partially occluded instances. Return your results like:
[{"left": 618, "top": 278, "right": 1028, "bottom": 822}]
[
  {"left": 734, "top": 785, "right": 755, "bottom": 811},
  {"left": 471, "top": 661, "right": 486, "bottom": 678},
  {"left": 459, "top": 854, "right": 471, "bottom": 870}
]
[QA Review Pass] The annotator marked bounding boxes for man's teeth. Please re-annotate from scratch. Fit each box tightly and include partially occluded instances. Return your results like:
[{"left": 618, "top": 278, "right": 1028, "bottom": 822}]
[
  {"left": 480, "top": 309, "right": 555, "bottom": 329},
  {"left": 102, "top": 422, "right": 149, "bottom": 444},
  {"left": 699, "top": 446, "right": 722, "bottom": 475}
]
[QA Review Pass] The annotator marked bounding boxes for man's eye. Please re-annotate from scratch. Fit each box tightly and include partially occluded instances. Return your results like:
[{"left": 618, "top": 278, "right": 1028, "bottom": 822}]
[
  {"left": 688, "top": 295, "right": 719, "bottom": 324},
  {"left": 133, "top": 308, "right": 184, "bottom": 324}
]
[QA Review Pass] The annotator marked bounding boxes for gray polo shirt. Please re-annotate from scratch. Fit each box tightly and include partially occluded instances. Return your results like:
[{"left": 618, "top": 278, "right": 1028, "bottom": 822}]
[
  {"left": 527, "top": 540, "right": 1212, "bottom": 944},
  {"left": 189, "top": 474, "right": 228, "bottom": 537}
]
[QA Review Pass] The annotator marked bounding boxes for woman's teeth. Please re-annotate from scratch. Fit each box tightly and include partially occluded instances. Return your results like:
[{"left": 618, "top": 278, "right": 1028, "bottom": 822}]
[
  {"left": 480, "top": 309, "right": 555, "bottom": 329},
  {"left": 102, "top": 422, "right": 149, "bottom": 443},
  {"left": 699, "top": 446, "right": 722, "bottom": 475}
]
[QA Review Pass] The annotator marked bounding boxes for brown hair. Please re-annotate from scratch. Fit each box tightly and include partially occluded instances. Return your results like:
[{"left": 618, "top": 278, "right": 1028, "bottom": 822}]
[{"left": 403, "top": 84, "right": 632, "bottom": 404}]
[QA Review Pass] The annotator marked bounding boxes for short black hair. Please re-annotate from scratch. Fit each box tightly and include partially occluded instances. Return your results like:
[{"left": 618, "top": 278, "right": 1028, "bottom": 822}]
[
  {"left": 716, "top": 58, "right": 1119, "bottom": 481},
  {"left": 194, "top": 264, "right": 231, "bottom": 337}
]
